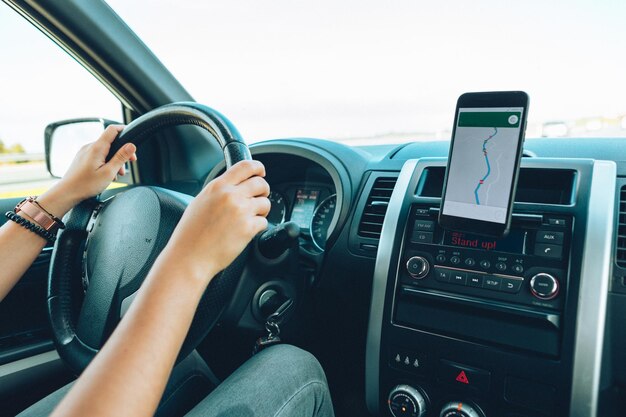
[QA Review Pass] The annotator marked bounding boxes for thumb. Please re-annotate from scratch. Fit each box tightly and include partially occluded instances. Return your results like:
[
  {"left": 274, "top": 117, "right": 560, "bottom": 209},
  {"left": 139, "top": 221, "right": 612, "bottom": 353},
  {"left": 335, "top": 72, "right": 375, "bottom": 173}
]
[{"left": 105, "top": 143, "right": 136, "bottom": 175}]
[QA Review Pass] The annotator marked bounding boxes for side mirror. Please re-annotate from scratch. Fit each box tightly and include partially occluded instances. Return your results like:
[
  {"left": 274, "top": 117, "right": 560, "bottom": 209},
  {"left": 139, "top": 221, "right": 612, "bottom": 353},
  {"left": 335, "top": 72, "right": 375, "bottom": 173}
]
[{"left": 44, "top": 118, "right": 118, "bottom": 178}]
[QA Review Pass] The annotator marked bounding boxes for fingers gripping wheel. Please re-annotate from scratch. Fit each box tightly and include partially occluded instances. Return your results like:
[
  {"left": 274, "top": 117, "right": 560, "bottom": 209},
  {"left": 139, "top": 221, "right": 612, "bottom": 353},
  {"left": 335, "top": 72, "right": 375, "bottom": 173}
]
[{"left": 48, "top": 102, "right": 252, "bottom": 373}]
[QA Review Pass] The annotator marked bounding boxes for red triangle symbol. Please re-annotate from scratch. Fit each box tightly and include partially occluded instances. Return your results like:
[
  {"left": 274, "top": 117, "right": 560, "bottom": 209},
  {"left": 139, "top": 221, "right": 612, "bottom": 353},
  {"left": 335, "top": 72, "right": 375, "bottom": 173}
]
[{"left": 455, "top": 370, "right": 470, "bottom": 384}]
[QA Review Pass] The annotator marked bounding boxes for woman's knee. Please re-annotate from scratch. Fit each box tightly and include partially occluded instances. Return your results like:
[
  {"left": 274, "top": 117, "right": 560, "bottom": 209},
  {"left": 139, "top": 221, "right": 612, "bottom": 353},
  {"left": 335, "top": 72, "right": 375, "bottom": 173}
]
[{"left": 257, "top": 344, "right": 329, "bottom": 387}]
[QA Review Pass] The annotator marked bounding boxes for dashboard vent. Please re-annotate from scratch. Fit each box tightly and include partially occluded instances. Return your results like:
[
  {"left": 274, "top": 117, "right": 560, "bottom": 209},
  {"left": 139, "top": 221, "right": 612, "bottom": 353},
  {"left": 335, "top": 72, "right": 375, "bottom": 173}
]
[
  {"left": 358, "top": 177, "right": 398, "bottom": 240},
  {"left": 616, "top": 186, "right": 626, "bottom": 268}
]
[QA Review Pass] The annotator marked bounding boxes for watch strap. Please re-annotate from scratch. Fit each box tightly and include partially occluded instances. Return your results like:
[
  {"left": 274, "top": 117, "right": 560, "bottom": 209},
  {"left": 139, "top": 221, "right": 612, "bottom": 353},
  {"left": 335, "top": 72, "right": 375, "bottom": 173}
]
[{"left": 15, "top": 197, "right": 63, "bottom": 232}]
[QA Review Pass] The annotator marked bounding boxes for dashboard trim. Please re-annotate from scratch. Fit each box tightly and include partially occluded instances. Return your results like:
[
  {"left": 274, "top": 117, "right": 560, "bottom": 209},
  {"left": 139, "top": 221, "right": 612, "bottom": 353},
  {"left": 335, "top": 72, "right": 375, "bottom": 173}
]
[
  {"left": 365, "top": 158, "right": 418, "bottom": 414},
  {"left": 570, "top": 160, "right": 615, "bottom": 417}
]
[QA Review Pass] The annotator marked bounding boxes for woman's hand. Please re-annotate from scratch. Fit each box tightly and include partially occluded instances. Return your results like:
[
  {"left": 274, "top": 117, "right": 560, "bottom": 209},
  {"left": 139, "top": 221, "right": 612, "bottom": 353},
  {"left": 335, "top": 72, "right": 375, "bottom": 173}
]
[
  {"left": 37, "top": 125, "right": 137, "bottom": 218},
  {"left": 162, "top": 160, "right": 271, "bottom": 284},
  {"left": 0, "top": 125, "right": 136, "bottom": 302}
]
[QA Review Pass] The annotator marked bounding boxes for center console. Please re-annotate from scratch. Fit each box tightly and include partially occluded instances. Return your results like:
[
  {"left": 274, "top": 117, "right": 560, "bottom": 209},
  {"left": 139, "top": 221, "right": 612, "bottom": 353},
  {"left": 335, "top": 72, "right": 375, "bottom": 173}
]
[{"left": 366, "top": 158, "right": 616, "bottom": 417}]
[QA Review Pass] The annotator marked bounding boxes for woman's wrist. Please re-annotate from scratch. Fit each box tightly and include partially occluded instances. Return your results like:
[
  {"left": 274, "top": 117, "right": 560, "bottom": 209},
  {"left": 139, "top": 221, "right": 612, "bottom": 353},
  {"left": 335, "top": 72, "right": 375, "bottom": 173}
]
[
  {"left": 35, "top": 183, "right": 82, "bottom": 219},
  {"left": 156, "top": 245, "right": 220, "bottom": 289}
]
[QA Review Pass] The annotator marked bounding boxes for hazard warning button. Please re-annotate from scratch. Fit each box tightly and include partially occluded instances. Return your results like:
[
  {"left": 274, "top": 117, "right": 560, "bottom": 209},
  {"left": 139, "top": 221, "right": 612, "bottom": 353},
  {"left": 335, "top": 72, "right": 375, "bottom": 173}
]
[
  {"left": 455, "top": 370, "right": 469, "bottom": 384},
  {"left": 438, "top": 360, "right": 491, "bottom": 392}
]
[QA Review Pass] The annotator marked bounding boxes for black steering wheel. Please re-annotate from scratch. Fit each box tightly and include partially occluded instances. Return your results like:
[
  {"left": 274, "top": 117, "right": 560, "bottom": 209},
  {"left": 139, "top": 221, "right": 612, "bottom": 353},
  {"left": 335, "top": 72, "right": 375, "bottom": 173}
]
[{"left": 47, "top": 102, "right": 252, "bottom": 373}]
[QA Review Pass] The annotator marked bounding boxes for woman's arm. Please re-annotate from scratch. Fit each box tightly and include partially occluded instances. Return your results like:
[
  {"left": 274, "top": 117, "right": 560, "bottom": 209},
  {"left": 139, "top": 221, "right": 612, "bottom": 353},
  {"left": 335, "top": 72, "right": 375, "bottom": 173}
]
[
  {"left": 0, "top": 125, "right": 136, "bottom": 301},
  {"left": 50, "top": 160, "right": 270, "bottom": 417}
]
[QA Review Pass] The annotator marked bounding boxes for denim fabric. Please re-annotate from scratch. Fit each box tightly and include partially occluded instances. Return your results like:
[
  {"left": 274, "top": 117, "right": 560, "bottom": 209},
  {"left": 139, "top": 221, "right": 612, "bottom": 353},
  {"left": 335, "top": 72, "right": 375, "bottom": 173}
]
[
  {"left": 16, "top": 345, "right": 334, "bottom": 417},
  {"left": 185, "top": 345, "right": 335, "bottom": 417}
]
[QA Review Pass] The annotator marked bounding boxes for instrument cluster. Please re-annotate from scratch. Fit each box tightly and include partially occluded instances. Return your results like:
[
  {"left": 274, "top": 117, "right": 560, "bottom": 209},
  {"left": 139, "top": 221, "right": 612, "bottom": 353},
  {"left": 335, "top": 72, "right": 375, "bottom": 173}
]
[{"left": 267, "top": 184, "right": 337, "bottom": 253}]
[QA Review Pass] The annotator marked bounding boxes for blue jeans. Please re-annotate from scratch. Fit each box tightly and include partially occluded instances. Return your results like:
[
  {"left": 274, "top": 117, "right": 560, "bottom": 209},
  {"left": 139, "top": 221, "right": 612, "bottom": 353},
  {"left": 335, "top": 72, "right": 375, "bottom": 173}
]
[
  {"left": 17, "top": 344, "right": 334, "bottom": 417},
  {"left": 186, "top": 344, "right": 335, "bottom": 417}
]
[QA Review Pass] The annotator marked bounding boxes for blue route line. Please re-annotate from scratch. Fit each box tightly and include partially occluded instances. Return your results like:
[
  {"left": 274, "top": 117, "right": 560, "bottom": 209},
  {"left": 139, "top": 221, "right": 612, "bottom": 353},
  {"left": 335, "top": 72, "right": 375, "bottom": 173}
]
[{"left": 473, "top": 127, "right": 498, "bottom": 205}]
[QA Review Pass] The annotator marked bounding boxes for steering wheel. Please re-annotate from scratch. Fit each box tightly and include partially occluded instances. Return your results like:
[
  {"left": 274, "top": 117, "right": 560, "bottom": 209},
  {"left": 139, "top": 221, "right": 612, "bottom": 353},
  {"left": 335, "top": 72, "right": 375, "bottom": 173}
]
[{"left": 47, "top": 102, "right": 252, "bottom": 373}]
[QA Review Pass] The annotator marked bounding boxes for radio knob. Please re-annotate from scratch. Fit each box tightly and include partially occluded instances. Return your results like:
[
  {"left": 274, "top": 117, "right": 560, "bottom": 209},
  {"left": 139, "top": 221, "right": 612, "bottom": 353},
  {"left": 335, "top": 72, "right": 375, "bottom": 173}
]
[
  {"left": 439, "top": 401, "right": 484, "bottom": 417},
  {"left": 388, "top": 385, "right": 427, "bottom": 417},
  {"left": 530, "top": 273, "right": 560, "bottom": 300},
  {"left": 406, "top": 256, "right": 430, "bottom": 279}
]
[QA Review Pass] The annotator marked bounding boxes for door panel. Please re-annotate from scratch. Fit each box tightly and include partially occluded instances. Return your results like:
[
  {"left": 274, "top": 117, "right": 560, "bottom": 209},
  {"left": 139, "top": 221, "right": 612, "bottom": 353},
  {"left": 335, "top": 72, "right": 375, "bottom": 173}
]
[
  {"left": 0, "top": 197, "right": 55, "bottom": 365},
  {"left": 0, "top": 197, "right": 75, "bottom": 416}
]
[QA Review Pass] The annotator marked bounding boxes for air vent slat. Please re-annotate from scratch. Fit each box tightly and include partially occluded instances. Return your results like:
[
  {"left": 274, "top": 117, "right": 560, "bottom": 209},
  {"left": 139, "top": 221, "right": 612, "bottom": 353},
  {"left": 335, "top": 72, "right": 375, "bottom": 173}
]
[
  {"left": 358, "top": 176, "right": 398, "bottom": 241},
  {"left": 616, "top": 185, "right": 626, "bottom": 268},
  {"left": 361, "top": 214, "right": 385, "bottom": 222},
  {"left": 359, "top": 230, "right": 383, "bottom": 239},
  {"left": 360, "top": 222, "right": 384, "bottom": 229}
]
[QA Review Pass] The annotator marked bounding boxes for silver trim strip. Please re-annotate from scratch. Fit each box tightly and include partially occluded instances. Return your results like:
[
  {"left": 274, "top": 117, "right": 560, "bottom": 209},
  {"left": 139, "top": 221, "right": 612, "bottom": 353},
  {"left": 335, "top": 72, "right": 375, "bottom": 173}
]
[
  {"left": 570, "top": 160, "right": 615, "bottom": 417},
  {"left": 432, "top": 264, "right": 525, "bottom": 281},
  {"left": 366, "top": 159, "right": 418, "bottom": 414},
  {"left": 0, "top": 350, "right": 60, "bottom": 378}
]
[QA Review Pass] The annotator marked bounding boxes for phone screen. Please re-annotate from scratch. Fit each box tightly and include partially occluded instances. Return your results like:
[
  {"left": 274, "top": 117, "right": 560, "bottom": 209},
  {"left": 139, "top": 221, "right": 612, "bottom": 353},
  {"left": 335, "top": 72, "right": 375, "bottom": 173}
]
[{"left": 442, "top": 106, "right": 524, "bottom": 225}]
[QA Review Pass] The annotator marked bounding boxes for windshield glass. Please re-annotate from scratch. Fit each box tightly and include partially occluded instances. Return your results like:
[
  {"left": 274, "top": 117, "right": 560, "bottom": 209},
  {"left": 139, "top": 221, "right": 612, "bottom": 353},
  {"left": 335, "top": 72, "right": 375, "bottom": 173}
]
[{"left": 107, "top": 0, "right": 626, "bottom": 145}]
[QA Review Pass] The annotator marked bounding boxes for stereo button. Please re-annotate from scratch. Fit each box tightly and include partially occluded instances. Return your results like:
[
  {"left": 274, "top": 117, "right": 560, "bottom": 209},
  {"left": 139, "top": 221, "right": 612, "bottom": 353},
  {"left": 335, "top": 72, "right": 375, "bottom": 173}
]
[
  {"left": 414, "top": 220, "right": 435, "bottom": 232},
  {"left": 495, "top": 262, "right": 507, "bottom": 271},
  {"left": 534, "top": 243, "right": 563, "bottom": 260},
  {"left": 530, "top": 273, "right": 559, "bottom": 300},
  {"left": 435, "top": 254, "right": 446, "bottom": 263},
  {"left": 536, "top": 230, "right": 564, "bottom": 245},
  {"left": 479, "top": 260, "right": 491, "bottom": 269},
  {"left": 511, "top": 263, "right": 524, "bottom": 274},
  {"left": 465, "top": 258, "right": 476, "bottom": 267},
  {"left": 411, "top": 231, "right": 434, "bottom": 244},
  {"left": 501, "top": 278, "right": 523, "bottom": 293},
  {"left": 483, "top": 276, "right": 502, "bottom": 291},
  {"left": 450, "top": 256, "right": 461, "bottom": 265},
  {"left": 468, "top": 274, "right": 483, "bottom": 288},
  {"left": 407, "top": 256, "right": 430, "bottom": 279},
  {"left": 450, "top": 271, "right": 467, "bottom": 285},
  {"left": 548, "top": 218, "right": 566, "bottom": 227},
  {"left": 434, "top": 268, "right": 450, "bottom": 283}
]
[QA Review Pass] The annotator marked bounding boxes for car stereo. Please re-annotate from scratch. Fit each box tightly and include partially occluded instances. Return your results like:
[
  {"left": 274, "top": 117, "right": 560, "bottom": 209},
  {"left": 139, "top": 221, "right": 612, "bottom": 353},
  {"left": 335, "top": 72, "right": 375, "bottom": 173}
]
[{"left": 398, "top": 205, "right": 571, "bottom": 311}]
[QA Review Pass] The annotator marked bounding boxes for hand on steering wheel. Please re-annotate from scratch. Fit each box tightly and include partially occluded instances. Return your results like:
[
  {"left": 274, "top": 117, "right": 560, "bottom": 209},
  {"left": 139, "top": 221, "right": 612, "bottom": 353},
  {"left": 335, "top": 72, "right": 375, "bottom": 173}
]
[
  {"left": 165, "top": 160, "right": 271, "bottom": 284},
  {"left": 36, "top": 125, "right": 137, "bottom": 220}
]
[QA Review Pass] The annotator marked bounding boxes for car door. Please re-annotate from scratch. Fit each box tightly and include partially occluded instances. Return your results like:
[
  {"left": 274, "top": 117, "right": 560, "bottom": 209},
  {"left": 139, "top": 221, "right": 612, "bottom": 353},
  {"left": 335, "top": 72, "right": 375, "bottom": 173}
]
[{"left": 0, "top": 6, "right": 126, "bottom": 415}]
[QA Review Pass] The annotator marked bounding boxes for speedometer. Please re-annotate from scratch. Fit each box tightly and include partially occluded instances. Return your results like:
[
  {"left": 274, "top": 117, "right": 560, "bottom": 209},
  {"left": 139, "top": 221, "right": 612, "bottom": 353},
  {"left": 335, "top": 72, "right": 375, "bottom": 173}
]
[
  {"left": 310, "top": 194, "right": 337, "bottom": 251},
  {"left": 267, "top": 191, "right": 286, "bottom": 225}
]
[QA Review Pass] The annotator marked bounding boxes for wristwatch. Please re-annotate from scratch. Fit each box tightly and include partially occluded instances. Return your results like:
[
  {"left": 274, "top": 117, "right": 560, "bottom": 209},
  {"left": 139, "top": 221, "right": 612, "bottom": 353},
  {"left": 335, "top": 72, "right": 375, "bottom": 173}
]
[{"left": 14, "top": 197, "right": 65, "bottom": 233}]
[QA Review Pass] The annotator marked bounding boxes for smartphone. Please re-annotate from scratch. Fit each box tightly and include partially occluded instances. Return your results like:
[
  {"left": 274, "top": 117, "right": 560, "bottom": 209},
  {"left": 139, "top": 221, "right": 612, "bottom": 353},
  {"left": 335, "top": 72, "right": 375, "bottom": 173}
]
[{"left": 439, "top": 91, "right": 529, "bottom": 237}]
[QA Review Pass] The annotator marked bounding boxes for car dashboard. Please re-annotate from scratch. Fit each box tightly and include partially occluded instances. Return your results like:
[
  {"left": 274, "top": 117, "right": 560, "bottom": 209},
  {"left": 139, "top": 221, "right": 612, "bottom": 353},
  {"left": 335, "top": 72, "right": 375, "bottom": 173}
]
[{"left": 209, "top": 136, "right": 626, "bottom": 417}]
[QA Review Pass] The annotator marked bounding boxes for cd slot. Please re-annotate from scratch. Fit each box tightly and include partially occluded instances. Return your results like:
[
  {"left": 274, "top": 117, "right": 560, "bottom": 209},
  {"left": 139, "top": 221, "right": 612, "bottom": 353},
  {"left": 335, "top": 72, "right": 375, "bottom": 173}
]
[
  {"left": 428, "top": 207, "right": 543, "bottom": 227},
  {"left": 394, "top": 289, "right": 561, "bottom": 356}
]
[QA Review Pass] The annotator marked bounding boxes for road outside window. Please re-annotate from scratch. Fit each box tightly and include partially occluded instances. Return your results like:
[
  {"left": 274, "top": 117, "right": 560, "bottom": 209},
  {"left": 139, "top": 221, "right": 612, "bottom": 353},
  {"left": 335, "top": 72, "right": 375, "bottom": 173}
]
[{"left": 0, "top": 6, "right": 123, "bottom": 198}]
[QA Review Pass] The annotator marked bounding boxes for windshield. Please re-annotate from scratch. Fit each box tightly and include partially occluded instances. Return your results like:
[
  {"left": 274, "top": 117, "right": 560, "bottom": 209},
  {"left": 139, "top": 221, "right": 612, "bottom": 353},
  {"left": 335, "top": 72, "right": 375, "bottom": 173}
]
[{"left": 107, "top": 0, "right": 626, "bottom": 145}]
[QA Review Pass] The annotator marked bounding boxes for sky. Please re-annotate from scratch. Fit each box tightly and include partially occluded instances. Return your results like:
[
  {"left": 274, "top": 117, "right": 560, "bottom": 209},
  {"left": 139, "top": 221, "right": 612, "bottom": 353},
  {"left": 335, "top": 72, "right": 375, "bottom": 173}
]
[{"left": 1, "top": 0, "right": 626, "bottom": 152}]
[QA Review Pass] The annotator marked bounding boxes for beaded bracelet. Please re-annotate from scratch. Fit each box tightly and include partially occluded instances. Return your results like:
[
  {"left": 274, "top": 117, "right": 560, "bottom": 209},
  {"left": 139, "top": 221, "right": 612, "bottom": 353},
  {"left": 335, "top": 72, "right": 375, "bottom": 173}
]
[{"left": 5, "top": 211, "right": 56, "bottom": 243}]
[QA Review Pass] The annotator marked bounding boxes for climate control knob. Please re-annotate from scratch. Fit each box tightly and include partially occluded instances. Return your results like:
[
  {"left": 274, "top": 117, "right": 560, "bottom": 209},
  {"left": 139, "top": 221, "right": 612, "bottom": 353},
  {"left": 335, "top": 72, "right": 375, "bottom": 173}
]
[
  {"left": 406, "top": 256, "right": 430, "bottom": 279},
  {"left": 388, "top": 385, "right": 427, "bottom": 417},
  {"left": 440, "top": 401, "right": 483, "bottom": 417},
  {"left": 529, "top": 273, "right": 560, "bottom": 300}
]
